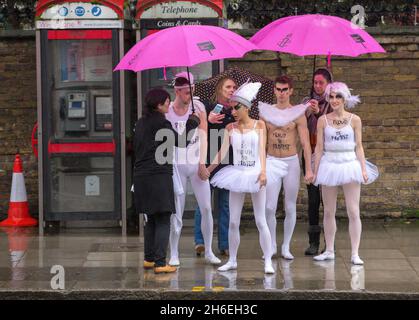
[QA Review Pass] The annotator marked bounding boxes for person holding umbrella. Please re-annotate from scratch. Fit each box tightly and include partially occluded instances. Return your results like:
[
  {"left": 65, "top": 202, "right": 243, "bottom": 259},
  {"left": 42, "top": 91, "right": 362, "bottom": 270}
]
[
  {"left": 194, "top": 76, "right": 238, "bottom": 257},
  {"left": 312, "top": 82, "right": 378, "bottom": 265},
  {"left": 303, "top": 68, "right": 333, "bottom": 256},
  {"left": 134, "top": 88, "right": 200, "bottom": 274},
  {"left": 165, "top": 72, "right": 221, "bottom": 266}
]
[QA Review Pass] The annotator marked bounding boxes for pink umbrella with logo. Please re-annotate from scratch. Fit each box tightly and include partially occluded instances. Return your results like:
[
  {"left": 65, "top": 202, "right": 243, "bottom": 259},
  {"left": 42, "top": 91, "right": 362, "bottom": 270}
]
[
  {"left": 115, "top": 25, "right": 257, "bottom": 111},
  {"left": 250, "top": 14, "right": 386, "bottom": 69}
]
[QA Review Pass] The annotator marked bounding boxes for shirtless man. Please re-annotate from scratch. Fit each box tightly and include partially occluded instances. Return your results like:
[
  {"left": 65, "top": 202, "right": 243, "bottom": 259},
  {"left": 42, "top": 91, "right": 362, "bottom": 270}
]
[{"left": 259, "top": 75, "right": 314, "bottom": 259}]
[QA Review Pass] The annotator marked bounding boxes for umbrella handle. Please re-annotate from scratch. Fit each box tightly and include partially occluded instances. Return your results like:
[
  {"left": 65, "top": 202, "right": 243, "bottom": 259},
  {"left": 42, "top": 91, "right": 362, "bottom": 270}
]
[{"left": 186, "top": 66, "right": 195, "bottom": 114}]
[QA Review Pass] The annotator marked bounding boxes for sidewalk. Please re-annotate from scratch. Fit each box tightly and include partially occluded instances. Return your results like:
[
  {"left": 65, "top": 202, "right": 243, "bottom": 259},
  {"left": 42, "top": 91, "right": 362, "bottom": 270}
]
[{"left": 0, "top": 219, "right": 418, "bottom": 299}]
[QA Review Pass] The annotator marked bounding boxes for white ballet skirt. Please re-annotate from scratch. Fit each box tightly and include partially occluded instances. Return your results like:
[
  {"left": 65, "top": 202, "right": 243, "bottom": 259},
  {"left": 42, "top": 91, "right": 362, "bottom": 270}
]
[
  {"left": 211, "top": 121, "right": 287, "bottom": 193},
  {"left": 314, "top": 115, "right": 379, "bottom": 186},
  {"left": 314, "top": 151, "right": 379, "bottom": 186}
]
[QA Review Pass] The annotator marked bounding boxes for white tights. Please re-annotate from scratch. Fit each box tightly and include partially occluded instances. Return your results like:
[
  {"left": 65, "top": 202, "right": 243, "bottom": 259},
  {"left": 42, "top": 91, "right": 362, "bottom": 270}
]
[
  {"left": 170, "top": 164, "right": 215, "bottom": 259},
  {"left": 321, "top": 182, "right": 362, "bottom": 256},
  {"left": 265, "top": 155, "right": 300, "bottom": 255},
  {"left": 227, "top": 188, "right": 272, "bottom": 264}
]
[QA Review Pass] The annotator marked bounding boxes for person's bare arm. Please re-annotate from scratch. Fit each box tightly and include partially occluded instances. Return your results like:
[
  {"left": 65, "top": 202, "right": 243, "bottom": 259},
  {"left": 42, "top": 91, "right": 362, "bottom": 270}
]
[
  {"left": 313, "top": 116, "right": 326, "bottom": 182},
  {"left": 296, "top": 115, "right": 314, "bottom": 184},
  {"left": 196, "top": 105, "right": 210, "bottom": 180},
  {"left": 256, "top": 120, "right": 267, "bottom": 187},
  {"left": 353, "top": 115, "right": 368, "bottom": 183}
]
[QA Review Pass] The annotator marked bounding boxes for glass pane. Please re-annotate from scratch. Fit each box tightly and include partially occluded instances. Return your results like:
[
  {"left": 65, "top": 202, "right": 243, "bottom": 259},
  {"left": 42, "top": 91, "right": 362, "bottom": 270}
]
[{"left": 50, "top": 156, "right": 115, "bottom": 213}]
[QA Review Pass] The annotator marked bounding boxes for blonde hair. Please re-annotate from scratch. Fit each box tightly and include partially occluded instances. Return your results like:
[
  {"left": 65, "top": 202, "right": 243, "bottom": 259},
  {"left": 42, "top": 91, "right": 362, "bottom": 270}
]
[{"left": 211, "top": 76, "right": 236, "bottom": 104}]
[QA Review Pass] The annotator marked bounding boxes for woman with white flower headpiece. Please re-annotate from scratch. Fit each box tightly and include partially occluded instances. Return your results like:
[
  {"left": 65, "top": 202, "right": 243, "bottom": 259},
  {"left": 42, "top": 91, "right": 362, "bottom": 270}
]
[
  {"left": 207, "top": 81, "right": 286, "bottom": 274},
  {"left": 312, "top": 82, "right": 379, "bottom": 265}
]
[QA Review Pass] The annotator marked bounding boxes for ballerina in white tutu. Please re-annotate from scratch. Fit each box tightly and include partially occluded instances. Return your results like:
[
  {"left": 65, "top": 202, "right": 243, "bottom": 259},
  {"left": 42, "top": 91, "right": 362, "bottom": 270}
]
[
  {"left": 312, "top": 82, "right": 379, "bottom": 265},
  {"left": 208, "top": 81, "right": 283, "bottom": 274}
]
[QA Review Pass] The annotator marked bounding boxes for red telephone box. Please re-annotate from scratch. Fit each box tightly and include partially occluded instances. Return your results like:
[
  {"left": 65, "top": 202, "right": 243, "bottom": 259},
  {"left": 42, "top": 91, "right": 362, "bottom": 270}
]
[{"left": 35, "top": 1, "right": 134, "bottom": 235}]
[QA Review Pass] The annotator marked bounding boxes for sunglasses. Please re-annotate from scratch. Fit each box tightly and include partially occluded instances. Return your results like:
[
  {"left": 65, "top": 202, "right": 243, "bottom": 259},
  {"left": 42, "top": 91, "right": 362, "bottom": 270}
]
[
  {"left": 275, "top": 87, "right": 289, "bottom": 93},
  {"left": 233, "top": 103, "right": 242, "bottom": 110},
  {"left": 329, "top": 93, "right": 344, "bottom": 99}
]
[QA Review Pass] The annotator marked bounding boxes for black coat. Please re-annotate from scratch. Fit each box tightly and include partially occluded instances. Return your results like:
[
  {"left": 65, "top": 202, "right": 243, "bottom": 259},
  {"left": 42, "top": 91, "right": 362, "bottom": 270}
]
[
  {"left": 133, "top": 111, "right": 199, "bottom": 215},
  {"left": 204, "top": 101, "right": 235, "bottom": 178}
]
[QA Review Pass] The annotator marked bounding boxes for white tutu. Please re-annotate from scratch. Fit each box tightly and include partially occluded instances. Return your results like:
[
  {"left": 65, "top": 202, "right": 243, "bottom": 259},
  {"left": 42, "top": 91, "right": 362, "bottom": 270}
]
[
  {"left": 315, "top": 151, "right": 379, "bottom": 186},
  {"left": 211, "top": 166, "right": 263, "bottom": 193},
  {"left": 266, "top": 156, "right": 289, "bottom": 186}
]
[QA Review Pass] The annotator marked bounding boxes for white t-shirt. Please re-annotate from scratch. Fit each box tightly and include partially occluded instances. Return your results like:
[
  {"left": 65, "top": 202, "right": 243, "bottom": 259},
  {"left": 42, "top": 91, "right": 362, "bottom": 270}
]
[{"left": 165, "top": 99, "right": 205, "bottom": 165}]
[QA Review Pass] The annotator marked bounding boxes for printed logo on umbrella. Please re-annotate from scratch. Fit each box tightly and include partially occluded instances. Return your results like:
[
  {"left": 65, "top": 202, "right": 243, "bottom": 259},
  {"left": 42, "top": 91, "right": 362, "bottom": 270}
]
[
  {"left": 278, "top": 33, "right": 293, "bottom": 48},
  {"left": 351, "top": 34, "right": 367, "bottom": 48},
  {"left": 197, "top": 41, "right": 216, "bottom": 56}
]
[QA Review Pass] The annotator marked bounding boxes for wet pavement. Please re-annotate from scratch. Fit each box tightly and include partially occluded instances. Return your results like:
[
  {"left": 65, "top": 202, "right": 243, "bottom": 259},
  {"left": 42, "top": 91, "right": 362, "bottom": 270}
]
[{"left": 0, "top": 219, "right": 418, "bottom": 299}]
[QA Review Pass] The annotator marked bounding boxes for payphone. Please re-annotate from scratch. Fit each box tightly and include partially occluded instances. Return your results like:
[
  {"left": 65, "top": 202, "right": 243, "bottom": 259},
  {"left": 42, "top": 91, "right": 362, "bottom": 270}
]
[
  {"left": 35, "top": 1, "right": 134, "bottom": 235},
  {"left": 62, "top": 92, "right": 89, "bottom": 131}
]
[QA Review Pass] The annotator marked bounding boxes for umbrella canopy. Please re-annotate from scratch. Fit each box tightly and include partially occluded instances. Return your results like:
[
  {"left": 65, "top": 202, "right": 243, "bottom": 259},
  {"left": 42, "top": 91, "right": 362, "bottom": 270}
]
[
  {"left": 250, "top": 14, "right": 386, "bottom": 57},
  {"left": 194, "top": 67, "right": 274, "bottom": 119},
  {"left": 114, "top": 25, "right": 257, "bottom": 72}
]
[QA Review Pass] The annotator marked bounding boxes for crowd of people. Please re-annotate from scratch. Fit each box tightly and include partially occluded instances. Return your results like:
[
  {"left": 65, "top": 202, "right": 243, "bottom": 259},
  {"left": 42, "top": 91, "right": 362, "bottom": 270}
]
[{"left": 133, "top": 68, "right": 378, "bottom": 274}]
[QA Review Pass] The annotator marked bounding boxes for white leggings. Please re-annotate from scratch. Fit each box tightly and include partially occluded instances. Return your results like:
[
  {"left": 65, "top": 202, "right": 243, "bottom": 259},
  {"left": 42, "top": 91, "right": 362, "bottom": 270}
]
[
  {"left": 170, "top": 163, "right": 215, "bottom": 258},
  {"left": 228, "top": 188, "right": 272, "bottom": 263},
  {"left": 265, "top": 155, "right": 301, "bottom": 253},
  {"left": 322, "top": 182, "right": 362, "bottom": 256}
]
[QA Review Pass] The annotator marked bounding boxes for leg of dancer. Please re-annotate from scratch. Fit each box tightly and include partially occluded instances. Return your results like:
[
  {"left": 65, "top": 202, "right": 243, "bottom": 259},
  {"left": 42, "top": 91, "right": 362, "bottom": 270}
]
[
  {"left": 314, "top": 185, "right": 338, "bottom": 261},
  {"left": 190, "top": 167, "right": 221, "bottom": 264},
  {"left": 281, "top": 156, "right": 301, "bottom": 260}
]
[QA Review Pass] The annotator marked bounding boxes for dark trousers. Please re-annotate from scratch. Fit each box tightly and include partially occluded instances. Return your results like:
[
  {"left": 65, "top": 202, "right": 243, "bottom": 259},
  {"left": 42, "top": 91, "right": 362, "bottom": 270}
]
[
  {"left": 307, "top": 183, "right": 321, "bottom": 226},
  {"left": 144, "top": 212, "right": 171, "bottom": 267},
  {"left": 302, "top": 154, "right": 321, "bottom": 226}
]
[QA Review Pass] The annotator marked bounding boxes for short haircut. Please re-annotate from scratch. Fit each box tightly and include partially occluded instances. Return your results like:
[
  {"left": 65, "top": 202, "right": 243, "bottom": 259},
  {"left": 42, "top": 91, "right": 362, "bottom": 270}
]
[
  {"left": 275, "top": 75, "right": 293, "bottom": 89},
  {"left": 144, "top": 87, "right": 170, "bottom": 116}
]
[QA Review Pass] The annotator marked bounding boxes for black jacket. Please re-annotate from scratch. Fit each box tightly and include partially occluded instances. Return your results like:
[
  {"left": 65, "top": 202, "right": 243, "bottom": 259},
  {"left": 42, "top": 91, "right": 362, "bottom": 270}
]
[
  {"left": 204, "top": 101, "right": 235, "bottom": 178},
  {"left": 134, "top": 111, "right": 199, "bottom": 176}
]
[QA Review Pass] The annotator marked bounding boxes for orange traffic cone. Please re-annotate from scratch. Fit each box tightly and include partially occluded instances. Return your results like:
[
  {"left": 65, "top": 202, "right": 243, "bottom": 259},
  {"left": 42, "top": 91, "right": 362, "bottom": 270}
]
[{"left": 0, "top": 154, "right": 37, "bottom": 227}]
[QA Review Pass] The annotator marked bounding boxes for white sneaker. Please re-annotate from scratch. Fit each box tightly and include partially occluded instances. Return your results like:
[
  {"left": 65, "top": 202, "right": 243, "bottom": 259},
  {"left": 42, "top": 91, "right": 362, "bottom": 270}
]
[
  {"left": 313, "top": 251, "right": 335, "bottom": 261},
  {"left": 205, "top": 254, "right": 221, "bottom": 265},
  {"left": 218, "top": 261, "right": 237, "bottom": 272},
  {"left": 169, "top": 257, "right": 180, "bottom": 266},
  {"left": 351, "top": 255, "right": 364, "bottom": 265},
  {"left": 264, "top": 260, "right": 275, "bottom": 274}
]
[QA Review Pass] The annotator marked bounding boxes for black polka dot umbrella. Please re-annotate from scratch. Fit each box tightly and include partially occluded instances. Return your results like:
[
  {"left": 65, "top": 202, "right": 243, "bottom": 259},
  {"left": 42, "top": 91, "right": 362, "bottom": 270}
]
[{"left": 194, "top": 66, "right": 275, "bottom": 119}]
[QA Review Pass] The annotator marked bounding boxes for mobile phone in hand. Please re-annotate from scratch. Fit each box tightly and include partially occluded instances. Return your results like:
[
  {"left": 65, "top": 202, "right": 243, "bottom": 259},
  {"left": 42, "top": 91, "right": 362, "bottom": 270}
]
[{"left": 212, "top": 104, "right": 223, "bottom": 114}]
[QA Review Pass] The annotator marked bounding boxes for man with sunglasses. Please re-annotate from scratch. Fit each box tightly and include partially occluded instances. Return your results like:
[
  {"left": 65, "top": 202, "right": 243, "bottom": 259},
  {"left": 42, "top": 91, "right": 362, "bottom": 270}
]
[{"left": 259, "top": 75, "right": 314, "bottom": 260}]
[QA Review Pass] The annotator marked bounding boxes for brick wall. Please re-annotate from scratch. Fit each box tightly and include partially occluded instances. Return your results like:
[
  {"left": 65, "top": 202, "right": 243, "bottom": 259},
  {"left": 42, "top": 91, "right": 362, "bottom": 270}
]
[
  {"left": 0, "top": 31, "right": 37, "bottom": 219},
  {"left": 0, "top": 27, "right": 418, "bottom": 220}
]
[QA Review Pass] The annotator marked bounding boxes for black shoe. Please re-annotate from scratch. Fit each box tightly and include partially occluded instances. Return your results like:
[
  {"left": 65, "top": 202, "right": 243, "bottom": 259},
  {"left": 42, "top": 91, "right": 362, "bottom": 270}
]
[{"left": 304, "top": 243, "right": 319, "bottom": 256}]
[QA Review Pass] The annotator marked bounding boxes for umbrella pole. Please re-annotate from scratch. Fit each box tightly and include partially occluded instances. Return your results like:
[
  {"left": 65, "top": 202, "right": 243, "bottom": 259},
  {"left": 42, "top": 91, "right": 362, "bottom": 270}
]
[
  {"left": 186, "top": 66, "right": 195, "bottom": 114},
  {"left": 312, "top": 55, "right": 317, "bottom": 75}
]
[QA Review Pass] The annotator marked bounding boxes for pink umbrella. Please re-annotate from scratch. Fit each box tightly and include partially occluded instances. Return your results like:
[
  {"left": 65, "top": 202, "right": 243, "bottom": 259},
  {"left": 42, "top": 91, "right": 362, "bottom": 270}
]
[
  {"left": 115, "top": 25, "right": 257, "bottom": 72},
  {"left": 250, "top": 14, "right": 386, "bottom": 67},
  {"left": 115, "top": 25, "right": 257, "bottom": 112}
]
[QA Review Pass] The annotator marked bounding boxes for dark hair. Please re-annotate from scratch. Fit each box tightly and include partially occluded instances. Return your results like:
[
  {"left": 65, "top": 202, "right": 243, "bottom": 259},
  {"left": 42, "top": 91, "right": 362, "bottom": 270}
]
[
  {"left": 313, "top": 68, "right": 332, "bottom": 83},
  {"left": 144, "top": 88, "right": 170, "bottom": 116},
  {"left": 275, "top": 75, "right": 293, "bottom": 89},
  {"left": 310, "top": 68, "right": 333, "bottom": 98},
  {"left": 211, "top": 76, "right": 236, "bottom": 104},
  {"left": 174, "top": 77, "right": 190, "bottom": 87}
]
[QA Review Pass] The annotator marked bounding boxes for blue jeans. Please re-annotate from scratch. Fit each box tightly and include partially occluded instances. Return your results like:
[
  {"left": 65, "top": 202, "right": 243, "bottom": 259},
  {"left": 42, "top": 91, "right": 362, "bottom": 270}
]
[{"left": 194, "top": 187, "right": 230, "bottom": 251}]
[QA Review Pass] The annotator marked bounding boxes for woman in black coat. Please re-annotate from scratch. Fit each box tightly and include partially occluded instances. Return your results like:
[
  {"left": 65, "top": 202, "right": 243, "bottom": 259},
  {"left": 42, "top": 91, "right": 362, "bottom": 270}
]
[{"left": 134, "top": 88, "right": 200, "bottom": 273}]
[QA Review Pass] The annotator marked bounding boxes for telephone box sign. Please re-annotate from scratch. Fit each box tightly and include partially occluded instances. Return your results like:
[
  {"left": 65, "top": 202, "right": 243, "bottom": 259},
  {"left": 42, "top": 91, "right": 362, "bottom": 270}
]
[
  {"left": 137, "top": 1, "right": 222, "bottom": 19},
  {"left": 36, "top": 1, "right": 125, "bottom": 19},
  {"left": 40, "top": 3, "right": 118, "bottom": 20}
]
